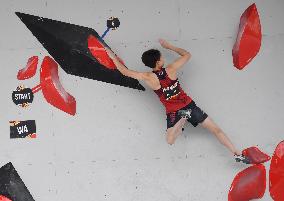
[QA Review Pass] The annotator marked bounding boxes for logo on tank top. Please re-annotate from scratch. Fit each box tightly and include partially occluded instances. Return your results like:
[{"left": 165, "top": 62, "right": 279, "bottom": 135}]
[{"left": 162, "top": 80, "right": 181, "bottom": 100}]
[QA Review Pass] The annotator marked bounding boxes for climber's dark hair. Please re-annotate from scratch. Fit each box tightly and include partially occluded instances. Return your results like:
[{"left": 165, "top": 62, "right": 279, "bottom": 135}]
[{"left": 141, "top": 49, "right": 161, "bottom": 68}]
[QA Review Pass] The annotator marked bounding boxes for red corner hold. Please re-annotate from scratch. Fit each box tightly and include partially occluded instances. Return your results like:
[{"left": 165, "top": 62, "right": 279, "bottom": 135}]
[
  {"left": 87, "top": 35, "right": 117, "bottom": 70},
  {"left": 242, "top": 146, "right": 271, "bottom": 164},
  {"left": 232, "top": 3, "right": 262, "bottom": 70},
  {"left": 228, "top": 164, "right": 266, "bottom": 201},
  {"left": 269, "top": 141, "right": 284, "bottom": 201},
  {"left": 17, "top": 56, "right": 38, "bottom": 80},
  {"left": 0, "top": 195, "right": 12, "bottom": 201},
  {"left": 40, "top": 56, "right": 76, "bottom": 115},
  {"left": 87, "top": 35, "right": 124, "bottom": 70}
]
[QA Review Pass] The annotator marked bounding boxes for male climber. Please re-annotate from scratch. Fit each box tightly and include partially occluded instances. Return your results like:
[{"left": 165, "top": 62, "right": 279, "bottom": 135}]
[{"left": 105, "top": 39, "right": 249, "bottom": 163}]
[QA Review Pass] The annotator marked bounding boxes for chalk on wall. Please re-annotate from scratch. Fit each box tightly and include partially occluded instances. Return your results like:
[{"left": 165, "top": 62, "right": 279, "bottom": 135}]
[
  {"left": 0, "top": 162, "right": 35, "bottom": 201},
  {"left": 15, "top": 12, "right": 145, "bottom": 91},
  {"left": 9, "top": 120, "right": 36, "bottom": 139}
]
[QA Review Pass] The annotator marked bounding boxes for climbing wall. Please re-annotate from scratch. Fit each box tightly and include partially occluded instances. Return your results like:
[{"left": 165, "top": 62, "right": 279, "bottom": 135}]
[{"left": 0, "top": 0, "right": 284, "bottom": 200}]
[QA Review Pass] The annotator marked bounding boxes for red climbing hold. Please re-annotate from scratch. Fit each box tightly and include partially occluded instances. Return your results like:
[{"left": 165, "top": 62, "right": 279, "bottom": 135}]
[
  {"left": 242, "top": 146, "right": 271, "bottom": 164},
  {"left": 228, "top": 164, "right": 266, "bottom": 201},
  {"left": 17, "top": 56, "right": 38, "bottom": 80},
  {"left": 269, "top": 141, "right": 284, "bottom": 201},
  {"left": 0, "top": 195, "right": 12, "bottom": 201},
  {"left": 32, "top": 56, "right": 76, "bottom": 115},
  {"left": 87, "top": 35, "right": 124, "bottom": 70},
  {"left": 232, "top": 3, "right": 262, "bottom": 70},
  {"left": 88, "top": 35, "right": 116, "bottom": 69},
  {"left": 29, "top": 133, "right": 37, "bottom": 138}
]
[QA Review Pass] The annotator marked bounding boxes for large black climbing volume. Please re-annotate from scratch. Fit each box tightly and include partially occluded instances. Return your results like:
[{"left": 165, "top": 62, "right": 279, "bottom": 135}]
[{"left": 16, "top": 12, "right": 145, "bottom": 91}]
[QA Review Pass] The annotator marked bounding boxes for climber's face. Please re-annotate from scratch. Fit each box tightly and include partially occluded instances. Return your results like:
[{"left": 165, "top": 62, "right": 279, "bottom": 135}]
[{"left": 156, "top": 55, "right": 165, "bottom": 69}]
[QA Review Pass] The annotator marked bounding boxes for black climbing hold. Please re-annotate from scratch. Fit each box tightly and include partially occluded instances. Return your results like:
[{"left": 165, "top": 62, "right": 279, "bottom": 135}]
[
  {"left": 107, "top": 17, "right": 120, "bottom": 30},
  {"left": 15, "top": 12, "right": 144, "bottom": 91},
  {"left": 0, "top": 162, "right": 35, "bottom": 201}
]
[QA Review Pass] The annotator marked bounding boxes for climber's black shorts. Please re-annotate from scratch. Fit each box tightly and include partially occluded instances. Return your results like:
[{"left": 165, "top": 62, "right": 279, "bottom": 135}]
[{"left": 166, "top": 101, "right": 208, "bottom": 129}]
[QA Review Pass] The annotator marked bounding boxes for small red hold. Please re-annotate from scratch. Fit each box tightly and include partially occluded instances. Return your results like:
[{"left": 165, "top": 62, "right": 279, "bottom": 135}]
[
  {"left": 32, "top": 56, "right": 76, "bottom": 115},
  {"left": 232, "top": 3, "right": 262, "bottom": 70},
  {"left": 228, "top": 164, "right": 266, "bottom": 201},
  {"left": 17, "top": 56, "right": 38, "bottom": 80},
  {"left": 269, "top": 140, "right": 284, "bottom": 201},
  {"left": 0, "top": 195, "right": 12, "bottom": 201},
  {"left": 29, "top": 133, "right": 37, "bottom": 138},
  {"left": 242, "top": 146, "right": 271, "bottom": 164}
]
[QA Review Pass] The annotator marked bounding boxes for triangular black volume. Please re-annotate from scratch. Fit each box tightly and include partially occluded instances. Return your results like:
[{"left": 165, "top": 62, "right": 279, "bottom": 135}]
[
  {"left": 15, "top": 12, "right": 145, "bottom": 91},
  {"left": 0, "top": 162, "right": 35, "bottom": 201}
]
